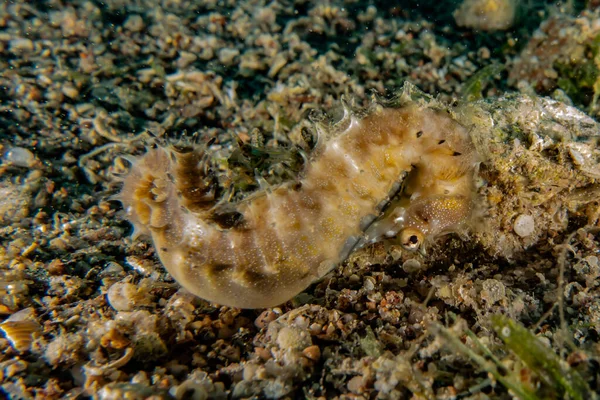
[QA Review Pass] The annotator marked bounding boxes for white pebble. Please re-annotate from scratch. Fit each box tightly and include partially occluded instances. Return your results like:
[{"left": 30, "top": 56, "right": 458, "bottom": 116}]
[
  {"left": 276, "top": 326, "right": 311, "bottom": 351},
  {"left": 99, "top": 262, "right": 125, "bottom": 277},
  {"left": 402, "top": 259, "right": 421, "bottom": 273},
  {"left": 513, "top": 214, "right": 535, "bottom": 237},
  {"left": 3, "top": 147, "right": 36, "bottom": 168},
  {"left": 9, "top": 38, "right": 34, "bottom": 53},
  {"left": 106, "top": 282, "right": 138, "bottom": 311}
]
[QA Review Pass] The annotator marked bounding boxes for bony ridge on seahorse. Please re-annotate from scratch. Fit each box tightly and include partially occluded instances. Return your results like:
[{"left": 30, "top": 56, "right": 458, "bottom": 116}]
[{"left": 116, "top": 84, "right": 479, "bottom": 308}]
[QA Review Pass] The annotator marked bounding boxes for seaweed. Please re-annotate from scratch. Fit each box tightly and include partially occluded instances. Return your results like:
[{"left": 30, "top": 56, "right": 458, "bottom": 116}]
[
  {"left": 460, "top": 63, "right": 504, "bottom": 102},
  {"left": 431, "top": 315, "right": 597, "bottom": 400},
  {"left": 491, "top": 315, "right": 594, "bottom": 400},
  {"left": 430, "top": 318, "right": 539, "bottom": 400},
  {"left": 359, "top": 326, "right": 383, "bottom": 358}
]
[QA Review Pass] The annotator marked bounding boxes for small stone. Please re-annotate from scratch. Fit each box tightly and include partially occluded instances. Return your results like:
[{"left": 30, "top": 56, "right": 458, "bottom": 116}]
[
  {"left": 2, "top": 147, "right": 36, "bottom": 168},
  {"left": 218, "top": 48, "right": 240, "bottom": 66},
  {"left": 243, "top": 363, "right": 258, "bottom": 380},
  {"left": 568, "top": 147, "right": 586, "bottom": 166},
  {"left": 402, "top": 259, "right": 421, "bottom": 273},
  {"left": 61, "top": 83, "right": 79, "bottom": 99},
  {"left": 254, "top": 309, "right": 279, "bottom": 329},
  {"left": 0, "top": 308, "right": 40, "bottom": 353},
  {"left": 302, "top": 345, "right": 321, "bottom": 361},
  {"left": 513, "top": 214, "right": 535, "bottom": 237},
  {"left": 363, "top": 276, "right": 376, "bottom": 291},
  {"left": 480, "top": 279, "right": 506, "bottom": 305},
  {"left": 347, "top": 375, "right": 365, "bottom": 394},
  {"left": 276, "top": 326, "right": 311, "bottom": 351},
  {"left": 4, "top": 360, "right": 27, "bottom": 378},
  {"left": 106, "top": 282, "right": 139, "bottom": 311},
  {"left": 123, "top": 15, "right": 144, "bottom": 32},
  {"left": 9, "top": 38, "right": 34, "bottom": 53},
  {"left": 100, "top": 328, "right": 130, "bottom": 349},
  {"left": 454, "top": 0, "right": 515, "bottom": 31},
  {"left": 254, "top": 347, "right": 272, "bottom": 361}
]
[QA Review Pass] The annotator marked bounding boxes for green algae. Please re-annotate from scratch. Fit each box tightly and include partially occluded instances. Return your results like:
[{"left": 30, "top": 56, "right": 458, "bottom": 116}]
[
  {"left": 461, "top": 63, "right": 504, "bottom": 102},
  {"left": 359, "top": 326, "right": 383, "bottom": 358},
  {"left": 491, "top": 315, "right": 594, "bottom": 400},
  {"left": 431, "top": 319, "right": 539, "bottom": 400},
  {"left": 432, "top": 315, "right": 597, "bottom": 400},
  {"left": 555, "top": 34, "right": 600, "bottom": 113}
]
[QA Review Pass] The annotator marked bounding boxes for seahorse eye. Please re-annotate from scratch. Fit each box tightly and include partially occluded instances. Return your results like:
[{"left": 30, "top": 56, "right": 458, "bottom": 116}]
[{"left": 399, "top": 228, "right": 424, "bottom": 251}]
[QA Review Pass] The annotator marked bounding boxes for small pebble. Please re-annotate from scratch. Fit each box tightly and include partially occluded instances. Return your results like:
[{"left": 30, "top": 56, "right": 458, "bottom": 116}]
[
  {"left": 276, "top": 326, "right": 311, "bottom": 351},
  {"left": 123, "top": 15, "right": 144, "bottom": 32},
  {"left": 106, "top": 282, "right": 138, "bottom": 311},
  {"left": 302, "top": 345, "right": 321, "bottom": 361},
  {"left": 513, "top": 214, "right": 535, "bottom": 237},
  {"left": 218, "top": 48, "right": 240, "bottom": 65},
  {"left": 402, "top": 259, "right": 421, "bottom": 273},
  {"left": 347, "top": 375, "right": 365, "bottom": 394},
  {"left": 9, "top": 38, "right": 34, "bottom": 53},
  {"left": 61, "top": 83, "right": 79, "bottom": 99},
  {"left": 3, "top": 147, "right": 36, "bottom": 168},
  {"left": 480, "top": 279, "right": 506, "bottom": 305}
]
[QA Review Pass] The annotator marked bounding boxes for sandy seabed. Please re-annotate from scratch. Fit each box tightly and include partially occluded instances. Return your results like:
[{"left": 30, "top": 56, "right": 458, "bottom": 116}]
[{"left": 1, "top": 0, "right": 599, "bottom": 399}]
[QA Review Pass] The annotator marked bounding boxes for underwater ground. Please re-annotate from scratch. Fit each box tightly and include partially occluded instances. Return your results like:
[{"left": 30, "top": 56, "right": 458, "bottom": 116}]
[{"left": 1, "top": 0, "right": 600, "bottom": 399}]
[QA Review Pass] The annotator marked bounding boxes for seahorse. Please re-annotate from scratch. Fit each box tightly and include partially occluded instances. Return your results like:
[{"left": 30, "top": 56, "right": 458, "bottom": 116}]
[{"left": 116, "top": 93, "right": 478, "bottom": 308}]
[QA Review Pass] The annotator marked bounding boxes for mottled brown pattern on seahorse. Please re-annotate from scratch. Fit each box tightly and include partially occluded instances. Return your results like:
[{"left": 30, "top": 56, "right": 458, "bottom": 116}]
[{"left": 117, "top": 102, "right": 478, "bottom": 308}]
